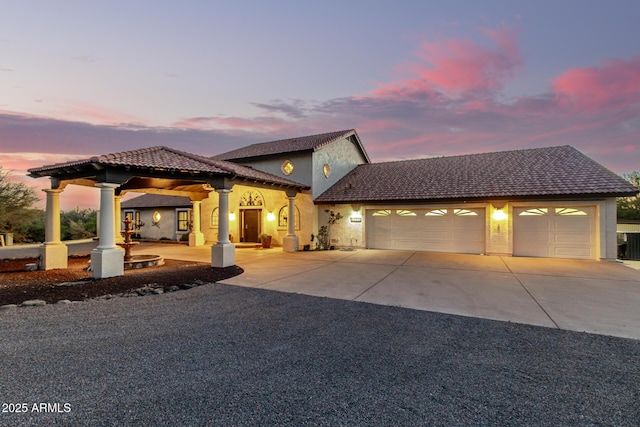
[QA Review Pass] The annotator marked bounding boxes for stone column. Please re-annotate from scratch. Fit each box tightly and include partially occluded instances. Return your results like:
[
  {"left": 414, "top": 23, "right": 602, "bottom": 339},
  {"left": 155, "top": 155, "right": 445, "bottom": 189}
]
[
  {"left": 211, "top": 189, "right": 235, "bottom": 267},
  {"left": 189, "top": 200, "right": 205, "bottom": 246},
  {"left": 39, "top": 188, "right": 68, "bottom": 270},
  {"left": 283, "top": 192, "right": 299, "bottom": 252},
  {"left": 114, "top": 195, "right": 124, "bottom": 244},
  {"left": 91, "top": 183, "right": 124, "bottom": 278}
]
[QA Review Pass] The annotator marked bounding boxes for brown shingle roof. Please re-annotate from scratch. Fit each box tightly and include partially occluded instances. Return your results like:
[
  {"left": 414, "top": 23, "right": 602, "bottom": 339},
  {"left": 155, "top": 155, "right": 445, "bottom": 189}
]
[
  {"left": 315, "top": 146, "right": 638, "bottom": 203},
  {"left": 28, "top": 146, "right": 309, "bottom": 189},
  {"left": 121, "top": 194, "right": 192, "bottom": 209},
  {"left": 213, "top": 129, "right": 364, "bottom": 161}
]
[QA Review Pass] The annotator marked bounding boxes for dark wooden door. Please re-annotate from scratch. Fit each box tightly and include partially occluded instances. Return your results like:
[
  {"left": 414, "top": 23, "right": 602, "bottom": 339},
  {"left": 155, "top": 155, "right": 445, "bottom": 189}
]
[{"left": 242, "top": 209, "right": 261, "bottom": 242}]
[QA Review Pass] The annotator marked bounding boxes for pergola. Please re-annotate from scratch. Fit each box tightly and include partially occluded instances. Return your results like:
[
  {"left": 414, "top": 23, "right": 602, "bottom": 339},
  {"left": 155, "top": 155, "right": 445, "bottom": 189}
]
[{"left": 28, "top": 146, "right": 309, "bottom": 278}]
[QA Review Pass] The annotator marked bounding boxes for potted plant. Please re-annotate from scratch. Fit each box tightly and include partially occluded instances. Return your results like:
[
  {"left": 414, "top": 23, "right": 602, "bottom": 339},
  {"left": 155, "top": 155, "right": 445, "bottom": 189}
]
[{"left": 260, "top": 233, "right": 272, "bottom": 248}]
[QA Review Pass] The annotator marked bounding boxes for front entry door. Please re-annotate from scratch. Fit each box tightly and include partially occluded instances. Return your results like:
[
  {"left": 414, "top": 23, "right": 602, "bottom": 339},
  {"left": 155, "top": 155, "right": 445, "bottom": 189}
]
[{"left": 241, "top": 209, "right": 261, "bottom": 242}]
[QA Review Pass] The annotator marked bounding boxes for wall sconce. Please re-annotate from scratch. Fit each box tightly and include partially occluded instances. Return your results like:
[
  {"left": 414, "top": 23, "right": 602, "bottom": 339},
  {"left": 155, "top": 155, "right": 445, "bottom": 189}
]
[
  {"left": 492, "top": 208, "right": 507, "bottom": 221},
  {"left": 229, "top": 212, "right": 236, "bottom": 221},
  {"left": 350, "top": 210, "right": 362, "bottom": 223},
  {"left": 152, "top": 210, "right": 162, "bottom": 227},
  {"left": 267, "top": 211, "right": 276, "bottom": 221}
]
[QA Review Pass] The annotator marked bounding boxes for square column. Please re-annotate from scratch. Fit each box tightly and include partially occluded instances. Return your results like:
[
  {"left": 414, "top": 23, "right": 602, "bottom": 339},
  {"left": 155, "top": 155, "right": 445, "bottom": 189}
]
[
  {"left": 91, "top": 183, "right": 124, "bottom": 278},
  {"left": 39, "top": 188, "right": 68, "bottom": 270},
  {"left": 283, "top": 192, "right": 299, "bottom": 252},
  {"left": 212, "top": 189, "right": 235, "bottom": 267},
  {"left": 114, "top": 195, "right": 124, "bottom": 244},
  {"left": 189, "top": 200, "right": 205, "bottom": 246}
]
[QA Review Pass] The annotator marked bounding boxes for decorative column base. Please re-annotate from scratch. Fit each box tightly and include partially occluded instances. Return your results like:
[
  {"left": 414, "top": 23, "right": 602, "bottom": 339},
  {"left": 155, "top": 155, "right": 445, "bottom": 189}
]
[
  {"left": 39, "top": 243, "right": 68, "bottom": 270},
  {"left": 91, "top": 247, "right": 124, "bottom": 279},
  {"left": 212, "top": 243, "right": 235, "bottom": 268},
  {"left": 283, "top": 235, "right": 299, "bottom": 252},
  {"left": 189, "top": 231, "right": 205, "bottom": 247}
]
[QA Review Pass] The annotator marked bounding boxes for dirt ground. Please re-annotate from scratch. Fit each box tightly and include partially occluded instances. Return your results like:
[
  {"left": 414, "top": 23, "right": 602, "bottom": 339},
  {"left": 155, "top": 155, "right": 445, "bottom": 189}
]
[{"left": 0, "top": 256, "right": 243, "bottom": 305}]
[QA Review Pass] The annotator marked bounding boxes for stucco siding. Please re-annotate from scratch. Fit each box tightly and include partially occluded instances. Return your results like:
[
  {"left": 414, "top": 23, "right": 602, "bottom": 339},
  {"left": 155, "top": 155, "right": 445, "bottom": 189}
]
[
  {"left": 234, "top": 152, "right": 313, "bottom": 187},
  {"left": 201, "top": 185, "right": 314, "bottom": 248},
  {"left": 312, "top": 137, "right": 368, "bottom": 199}
]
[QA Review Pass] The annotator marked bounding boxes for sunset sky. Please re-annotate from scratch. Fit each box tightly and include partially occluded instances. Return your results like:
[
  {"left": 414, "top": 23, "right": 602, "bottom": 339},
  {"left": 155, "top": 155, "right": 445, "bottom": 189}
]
[{"left": 1, "top": 0, "right": 639, "bottom": 210}]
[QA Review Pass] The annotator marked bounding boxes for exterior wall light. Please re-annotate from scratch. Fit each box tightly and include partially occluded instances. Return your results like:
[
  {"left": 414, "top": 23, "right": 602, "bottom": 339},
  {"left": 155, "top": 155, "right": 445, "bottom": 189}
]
[
  {"left": 350, "top": 210, "right": 362, "bottom": 223},
  {"left": 152, "top": 210, "right": 162, "bottom": 226},
  {"left": 229, "top": 212, "right": 236, "bottom": 221},
  {"left": 492, "top": 208, "right": 507, "bottom": 221},
  {"left": 267, "top": 211, "right": 276, "bottom": 221}
]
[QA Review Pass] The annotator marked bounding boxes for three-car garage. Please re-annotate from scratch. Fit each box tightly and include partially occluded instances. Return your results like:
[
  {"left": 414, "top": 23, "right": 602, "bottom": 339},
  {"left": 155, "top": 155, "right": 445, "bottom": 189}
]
[{"left": 365, "top": 205, "right": 598, "bottom": 259}]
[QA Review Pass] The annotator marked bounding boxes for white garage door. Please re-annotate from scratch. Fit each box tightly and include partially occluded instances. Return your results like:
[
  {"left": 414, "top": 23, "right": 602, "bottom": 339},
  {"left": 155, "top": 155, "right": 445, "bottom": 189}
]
[
  {"left": 366, "top": 208, "right": 485, "bottom": 254},
  {"left": 513, "top": 206, "right": 596, "bottom": 259}
]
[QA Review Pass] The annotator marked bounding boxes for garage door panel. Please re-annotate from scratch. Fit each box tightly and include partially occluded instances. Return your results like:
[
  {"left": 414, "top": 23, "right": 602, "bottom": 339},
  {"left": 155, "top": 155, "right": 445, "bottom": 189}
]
[
  {"left": 554, "top": 233, "right": 591, "bottom": 244},
  {"left": 367, "top": 208, "right": 485, "bottom": 254},
  {"left": 514, "top": 206, "right": 595, "bottom": 259}
]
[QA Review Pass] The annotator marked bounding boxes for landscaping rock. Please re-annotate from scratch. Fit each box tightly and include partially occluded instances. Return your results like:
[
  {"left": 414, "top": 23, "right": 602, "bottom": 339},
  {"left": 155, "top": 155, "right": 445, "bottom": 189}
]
[
  {"left": 0, "top": 304, "right": 18, "bottom": 310},
  {"left": 25, "top": 263, "right": 38, "bottom": 271},
  {"left": 21, "top": 299, "right": 47, "bottom": 307}
]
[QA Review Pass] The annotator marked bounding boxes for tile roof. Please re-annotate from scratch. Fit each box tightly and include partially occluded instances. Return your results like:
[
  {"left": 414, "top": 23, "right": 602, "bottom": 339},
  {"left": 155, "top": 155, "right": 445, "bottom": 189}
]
[
  {"left": 213, "top": 129, "right": 360, "bottom": 161},
  {"left": 121, "top": 194, "right": 192, "bottom": 209},
  {"left": 28, "top": 146, "right": 308, "bottom": 189},
  {"left": 315, "top": 145, "right": 638, "bottom": 203}
]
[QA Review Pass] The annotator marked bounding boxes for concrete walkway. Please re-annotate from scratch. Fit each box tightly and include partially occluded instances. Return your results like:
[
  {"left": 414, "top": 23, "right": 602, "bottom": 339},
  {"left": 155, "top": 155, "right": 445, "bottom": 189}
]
[{"left": 136, "top": 243, "right": 640, "bottom": 340}]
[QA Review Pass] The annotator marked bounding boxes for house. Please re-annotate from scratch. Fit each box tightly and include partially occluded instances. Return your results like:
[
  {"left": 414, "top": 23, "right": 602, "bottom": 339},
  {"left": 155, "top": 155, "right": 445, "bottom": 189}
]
[
  {"left": 29, "top": 129, "right": 637, "bottom": 278},
  {"left": 120, "top": 194, "right": 193, "bottom": 241}
]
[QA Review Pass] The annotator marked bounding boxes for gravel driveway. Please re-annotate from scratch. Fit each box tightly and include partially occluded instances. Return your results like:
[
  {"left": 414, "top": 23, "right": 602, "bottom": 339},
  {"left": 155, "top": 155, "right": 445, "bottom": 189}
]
[{"left": 1, "top": 283, "right": 639, "bottom": 426}]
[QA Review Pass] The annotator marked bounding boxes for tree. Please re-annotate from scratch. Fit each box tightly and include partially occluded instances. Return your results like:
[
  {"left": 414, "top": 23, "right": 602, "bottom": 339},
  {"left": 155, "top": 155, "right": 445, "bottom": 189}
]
[
  {"left": 61, "top": 208, "right": 97, "bottom": 240},
  {"left": 617, "top": 171, "right": 640, "bottom": 220},
  {"left": 0, "top": 166, "right": 39, "bottom": 242}
]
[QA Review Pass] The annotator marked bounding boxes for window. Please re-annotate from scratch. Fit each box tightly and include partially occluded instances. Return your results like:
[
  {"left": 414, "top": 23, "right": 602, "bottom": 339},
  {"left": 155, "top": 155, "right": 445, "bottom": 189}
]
[
  {"left": 239, "top": 191, "right": 264, "bottom": 206},
  {"left": 454, "top": 209, "right": 478, "bottom": 216},
  {"left": 124, "top": 210, "right": 142, "bottom": 229},
  {"left": 372, "top": 210, "right": 391, "bottom": 216},
  {"left": 210, "top": 207, "right": 219, "bottom": 227},
  {"left": 396, "top": 209, "right": 416, "bottom": 216},
  {"left": 281, "top": 160, "right": 294, "bottom": 176},
  {"left": 555, "top": 207, "right": 588, "bottom": 216},
  {"left": 425, "top": 209, "right": 447, "bottom": 216},
  {"left": 323, "top": 163, "right": 331, "bottom": 178},
  {"left": 519, "top": 208, "right": 548, "bottom": 216},
  {"left": 278, "top": 205, "right": 300, "bottom": 230},
  {"left": 177, "top": 209, "right": 190, "bottom": 232}
]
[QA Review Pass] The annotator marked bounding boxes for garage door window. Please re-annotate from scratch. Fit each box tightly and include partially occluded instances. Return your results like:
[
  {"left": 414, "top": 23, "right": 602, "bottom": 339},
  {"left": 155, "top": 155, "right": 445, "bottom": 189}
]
[
  {"left": 556, "top": 208, "right": 587, "bottom": 216},
  {"left": 454, "top": 209, "right": 478, "bottom": 216},
  {"left": 372, "top": 210, "right": 391, "bottom": 216},
  {"left": 519, "top": 208, "right": 548, "bottom": 216},
  {"left": 397, "top": 209, "right": 417, "bottom": 216},
  {"left": 426, "top": 209, "right": 447, "bottom": 216}
]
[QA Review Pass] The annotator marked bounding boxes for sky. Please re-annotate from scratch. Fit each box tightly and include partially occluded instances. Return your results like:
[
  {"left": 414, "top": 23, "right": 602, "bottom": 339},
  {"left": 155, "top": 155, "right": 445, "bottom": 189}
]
[{"left": 1, "top": 0, "right": 639, "bottom": 210}]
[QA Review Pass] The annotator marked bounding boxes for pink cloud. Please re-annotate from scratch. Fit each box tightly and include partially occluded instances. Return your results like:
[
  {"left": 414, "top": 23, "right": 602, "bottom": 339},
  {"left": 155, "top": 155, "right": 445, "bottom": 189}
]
[
  {"left": 60, "top": 102, "right": 145, "bottom": 126},
  {"left": 372, "top": 25, "right": 522, "bottom": 98},
  {"left": 172, "top": 115, "right": 298, "bottom": 134},
  {"left": 552, "top": 57, "right": 640, "bottom": 110}
]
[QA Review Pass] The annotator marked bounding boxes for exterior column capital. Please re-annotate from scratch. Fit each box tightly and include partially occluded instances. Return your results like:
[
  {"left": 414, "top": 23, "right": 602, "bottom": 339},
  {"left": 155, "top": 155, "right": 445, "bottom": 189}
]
[
  {"left": 95, "top": 182, "right": 120, "bottom": 189},
  {"left": 42, "top": 188, "right": 64, "bottom": 194}
]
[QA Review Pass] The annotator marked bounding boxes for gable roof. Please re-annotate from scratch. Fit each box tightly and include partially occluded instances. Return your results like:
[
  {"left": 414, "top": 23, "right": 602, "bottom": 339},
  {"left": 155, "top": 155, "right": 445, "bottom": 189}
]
[
  {"left": 213, "top": 129, "right": 370, "bottom": 162},
  {"left": 121, "top": 193, "right": 192, "bottom": 209},
  {"left": 28, "top": 146, "right": 309, "bottom": 190},
  {"left": 315, "top": 145, "right": 638, "bottom": 204}
]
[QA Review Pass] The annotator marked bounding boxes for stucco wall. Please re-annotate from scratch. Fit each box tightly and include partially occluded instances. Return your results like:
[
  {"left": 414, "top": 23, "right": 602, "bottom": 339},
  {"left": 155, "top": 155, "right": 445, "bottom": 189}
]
[
  {"left": 122, "top": 207, "right": 188, "bottom": 241},
  {"left": 312, "top": 137, "right": 369, "bottom": 199},
  {"left": 234, "top": 152, "right": 313, "bottom": 187},
  {"left": 201, "top": 185, "right": 314, "bottom": 249}
]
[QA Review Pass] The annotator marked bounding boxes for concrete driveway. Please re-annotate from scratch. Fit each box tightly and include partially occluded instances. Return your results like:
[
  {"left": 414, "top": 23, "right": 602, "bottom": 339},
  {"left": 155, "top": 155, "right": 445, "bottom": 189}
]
[{"left": 139, "top": 243, "right": 640, "bottom": 340}]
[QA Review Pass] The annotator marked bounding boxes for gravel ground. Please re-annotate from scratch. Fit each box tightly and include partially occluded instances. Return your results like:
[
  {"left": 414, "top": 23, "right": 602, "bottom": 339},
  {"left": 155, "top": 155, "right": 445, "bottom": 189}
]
[{"left": 1, "top": 283, "right": 639, "bottom": 426}]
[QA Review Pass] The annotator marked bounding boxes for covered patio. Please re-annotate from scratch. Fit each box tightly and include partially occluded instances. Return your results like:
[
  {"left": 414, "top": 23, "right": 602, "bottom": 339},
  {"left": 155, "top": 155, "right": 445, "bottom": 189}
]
[{"left": 28, "top": 146, "right": 309, "bottom": 278}]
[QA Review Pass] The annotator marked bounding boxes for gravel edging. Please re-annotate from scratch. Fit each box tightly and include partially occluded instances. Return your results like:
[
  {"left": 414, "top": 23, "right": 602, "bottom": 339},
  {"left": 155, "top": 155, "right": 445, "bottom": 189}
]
[{"left": 0, "top": 278, "right": 216, "bottom": 309}]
